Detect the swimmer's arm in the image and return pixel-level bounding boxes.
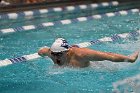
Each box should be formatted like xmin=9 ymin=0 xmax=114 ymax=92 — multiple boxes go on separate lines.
xmin=38 ymin=47 xmax=50 ymax=57
xmin=81 ymin=48 xmax=111 ymax=61
xmin=83 ymin=48 xmax=139 ymax=62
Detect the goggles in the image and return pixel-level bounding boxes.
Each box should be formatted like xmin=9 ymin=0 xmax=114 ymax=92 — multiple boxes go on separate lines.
xmin=51 ymin=52 xmax=63 ymax=57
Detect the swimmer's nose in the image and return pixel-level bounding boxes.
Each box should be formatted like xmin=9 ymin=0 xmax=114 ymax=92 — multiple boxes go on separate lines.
xmin=54 ymin=56 xmax=61 ymax=60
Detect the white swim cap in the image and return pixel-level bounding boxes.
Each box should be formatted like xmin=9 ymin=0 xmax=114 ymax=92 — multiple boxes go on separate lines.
xmin=50 ymin=38 xmax=70 ymax=52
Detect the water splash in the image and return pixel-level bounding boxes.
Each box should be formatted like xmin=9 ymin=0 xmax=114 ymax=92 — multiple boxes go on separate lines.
xmin=90 ymin=61 xmax=133 ymax=72
xmin=112 ymin=74 xmax=140 ymax=93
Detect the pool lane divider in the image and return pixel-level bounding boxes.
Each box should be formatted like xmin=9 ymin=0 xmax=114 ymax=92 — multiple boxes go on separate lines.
xmin=0 ymin=8 xmax=139 ymax=35
xmin=0 ymin=30 xmax=140 ymax=67
xmin=0 ymin=1 xmax=119 ymax=20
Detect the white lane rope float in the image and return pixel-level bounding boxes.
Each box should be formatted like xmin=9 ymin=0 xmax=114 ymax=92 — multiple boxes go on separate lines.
xmin=0 ymin=30 xmax=140 ymax=67
xmin=0 ymin=8 xmax=139 ymax=35
xmin=0 ymin=1 xmax=119 ymax=20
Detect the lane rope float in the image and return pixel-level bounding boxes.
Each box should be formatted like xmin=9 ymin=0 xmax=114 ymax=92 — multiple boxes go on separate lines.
xmin=0 ymin=1 xmax=119 ymax=20
xmin=0 ymin=8 xmax=139 ymax=35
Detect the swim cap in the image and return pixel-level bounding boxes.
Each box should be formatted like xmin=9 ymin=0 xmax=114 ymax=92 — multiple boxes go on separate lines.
xmin=50 ymin=38 xmax=70 ymax=52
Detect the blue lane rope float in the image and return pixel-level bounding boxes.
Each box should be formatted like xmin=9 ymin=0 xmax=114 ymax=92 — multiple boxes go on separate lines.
xmin=0 ymin=1 xmax=119 ymax=20
xmin=0 ymin=30 xmax=140 ymax=67
xmin=0 ymin=8 xmax=139 ymax=35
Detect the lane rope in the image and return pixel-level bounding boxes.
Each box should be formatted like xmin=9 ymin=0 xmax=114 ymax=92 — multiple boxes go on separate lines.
xmin=0 ymin=29 xmax=140 ymax=67
xmin=0 ymin=8 xmax=139 ymax=35
xmin=0 ymin=1 xmax=119 ymax=20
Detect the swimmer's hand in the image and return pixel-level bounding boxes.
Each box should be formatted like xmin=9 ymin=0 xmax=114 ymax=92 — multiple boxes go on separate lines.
xmin=129 ymin=51 xmax=139 ymax=63
xmin=38 ymin=47 xmax=49 ymax=57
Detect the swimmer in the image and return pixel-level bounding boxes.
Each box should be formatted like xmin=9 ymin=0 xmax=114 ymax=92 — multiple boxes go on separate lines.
xmin=38 ymin=38 xmax=139 ymax=68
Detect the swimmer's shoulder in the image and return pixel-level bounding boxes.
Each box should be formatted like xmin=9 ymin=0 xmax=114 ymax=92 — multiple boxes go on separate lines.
xmin=71 ymin=45 xmax=80 ymax=48
xmin=69 ymin=46 xmax=85 ymax=57
xmin=69 ymin=45 xmax=80 ymax=51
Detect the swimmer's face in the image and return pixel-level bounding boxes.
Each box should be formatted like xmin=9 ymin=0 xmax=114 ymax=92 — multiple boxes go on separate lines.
xmin=50 ymin=51 xmax=68 ymax=65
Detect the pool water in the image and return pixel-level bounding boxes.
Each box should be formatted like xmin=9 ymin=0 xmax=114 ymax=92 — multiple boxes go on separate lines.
xmin=0 ymin=5 xmax=140 ymax=93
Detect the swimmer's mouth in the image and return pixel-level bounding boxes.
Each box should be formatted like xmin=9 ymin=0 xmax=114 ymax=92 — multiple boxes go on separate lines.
xmin=56 ymin=59 xmax=62 ymax=65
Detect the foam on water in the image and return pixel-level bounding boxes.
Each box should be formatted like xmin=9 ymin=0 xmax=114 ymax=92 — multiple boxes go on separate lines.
xmin=90 ymin=61 xmax=133 ymax=72
xmin=112 ymin=73 xmax=140 ymax=93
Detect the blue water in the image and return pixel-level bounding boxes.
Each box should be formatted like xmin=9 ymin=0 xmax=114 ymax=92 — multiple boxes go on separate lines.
xmin=0 ymin=6 xmax=140 ymax=93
